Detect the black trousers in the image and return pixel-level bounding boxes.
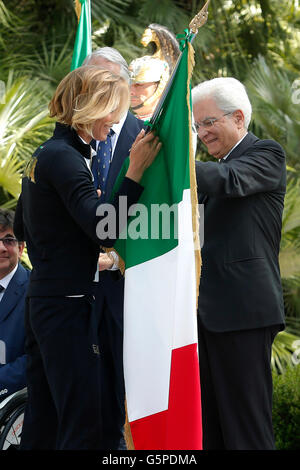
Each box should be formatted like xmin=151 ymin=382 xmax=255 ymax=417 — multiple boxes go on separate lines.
xmin=197 ymin=317 xmax=279 ymax=450
xmin=95 ymin=277 xmax=125 ymax=450
xmin=21 ymin=295 xmax=102 ymax=450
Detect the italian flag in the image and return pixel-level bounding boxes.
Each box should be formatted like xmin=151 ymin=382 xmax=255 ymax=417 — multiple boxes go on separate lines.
xmin=113 ymin=39 xmax=202 ymax=450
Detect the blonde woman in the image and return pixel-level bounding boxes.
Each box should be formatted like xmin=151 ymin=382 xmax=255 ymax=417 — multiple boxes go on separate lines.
xmin=14 ymin=66 xmax=161 ymax=450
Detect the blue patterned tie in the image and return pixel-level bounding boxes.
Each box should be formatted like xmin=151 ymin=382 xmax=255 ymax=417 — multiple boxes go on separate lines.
xmin=91 ymin=129 xmax=114 ymax=198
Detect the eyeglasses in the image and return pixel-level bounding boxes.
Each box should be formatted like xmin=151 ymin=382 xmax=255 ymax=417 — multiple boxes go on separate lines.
xmin=193 ymin=112 xmax=232 ymax=132
xmin=0 ymin=237 xmax=19 ymax=247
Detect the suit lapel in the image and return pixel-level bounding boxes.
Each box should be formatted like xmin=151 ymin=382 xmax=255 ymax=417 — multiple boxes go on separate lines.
xmin=197 ymin=133 xmax=259 ymax=206
xmin=105 ymin=112 xmax=144 ymax=199
xmin=225 ymin=132 xmax=259 ymax=163
xmin=0 ymin=264 xmax=27 ymax=322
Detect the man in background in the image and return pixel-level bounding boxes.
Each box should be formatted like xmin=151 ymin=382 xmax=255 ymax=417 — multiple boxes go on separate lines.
xmin=83 ymin=48 xmax=144 ymax=449
xmin=0 ymin=209 xmax=29 ymax=399
xmin=129 ymin=56 xmax=169 ymax=121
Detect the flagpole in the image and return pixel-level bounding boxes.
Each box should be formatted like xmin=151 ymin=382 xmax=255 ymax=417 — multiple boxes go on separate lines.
xmin=145 ymin=0 xmax=210 ymax=131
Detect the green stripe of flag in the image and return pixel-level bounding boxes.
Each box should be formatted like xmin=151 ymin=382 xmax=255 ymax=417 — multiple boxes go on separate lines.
xmin=71 ymin=0 xmax=92 ymax=71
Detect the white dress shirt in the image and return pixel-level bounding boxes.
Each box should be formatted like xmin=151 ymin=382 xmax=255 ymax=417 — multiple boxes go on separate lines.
xmin=0 ymin=264 xmax=18 ymax=302
xmin=95 ymin=112 xmax=127 ymax=159
xmin=222 ymin=133 xmax=248 ymax=161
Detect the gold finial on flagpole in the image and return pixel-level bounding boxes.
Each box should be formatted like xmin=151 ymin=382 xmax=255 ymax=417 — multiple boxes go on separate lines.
xmin=189 ymin=0 xmax=210 ymax=35
xmin=74 ymin=0 xmax=81 ymax=23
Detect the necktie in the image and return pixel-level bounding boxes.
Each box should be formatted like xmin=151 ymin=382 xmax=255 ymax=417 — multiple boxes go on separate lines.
xmin=0 ymin=285 xmax=4 ymax=293
xmin=91 ymin=129 xmax=114 ymax=198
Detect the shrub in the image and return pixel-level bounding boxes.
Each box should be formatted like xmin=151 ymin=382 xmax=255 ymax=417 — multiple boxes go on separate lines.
xmin=272 ymin=365 xmax=300 ymax=450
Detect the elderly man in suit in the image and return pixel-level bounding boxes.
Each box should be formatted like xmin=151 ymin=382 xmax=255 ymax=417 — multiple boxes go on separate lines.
xmin=83 ymin=48 xmax=145 ymax=449
xmin=0 ymin=209 xmax=29 ymax=399
xmin=192 ymin=77 xmax=286 ymax=450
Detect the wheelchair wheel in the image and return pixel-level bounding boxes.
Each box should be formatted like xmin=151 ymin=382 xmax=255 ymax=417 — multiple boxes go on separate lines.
xmin=0 ymin=389 xmax=27 ymax=451
xmin=0 ymin=402 xmax=25 ymax=450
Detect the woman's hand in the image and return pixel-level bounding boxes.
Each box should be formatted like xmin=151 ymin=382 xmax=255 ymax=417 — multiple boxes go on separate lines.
xmin=125 ymin=129 xmax=162 ymax=183
xmin=98 ymin=252 xmax=114 ymax=271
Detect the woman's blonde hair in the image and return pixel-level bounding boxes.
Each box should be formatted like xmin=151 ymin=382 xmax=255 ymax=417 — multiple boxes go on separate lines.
xmin=49 ymin=65 xmax=130 ymax=136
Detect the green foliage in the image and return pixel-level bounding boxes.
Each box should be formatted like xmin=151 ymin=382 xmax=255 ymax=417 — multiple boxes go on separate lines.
xmin=283 ymin=278 xmax=300 ymax=323
xmin=0 ymin=71 xmax=54 ymax=207
xmin=3 ymin=36 xmax=74 ymax=92
xmin=272 ymin=365 xmax=300 ymax=450
xmin=92 ymin=0 xmax=132 ymax=23
xmin=136 ymin=0 xmax=190 ymax=34
xmin=280 ymin=178 xmax=300 ymax=282
xmin=272 ymin=331 xmax=300 ymax=373
xmin=245 ymin=57 xmax=300 ymax=360
xmin=246 ymin=56 xmax=300 ymax=169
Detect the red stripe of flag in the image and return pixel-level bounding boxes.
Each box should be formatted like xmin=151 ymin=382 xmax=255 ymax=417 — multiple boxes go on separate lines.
xmin=130 ymin=343 xmax=202 ymax=450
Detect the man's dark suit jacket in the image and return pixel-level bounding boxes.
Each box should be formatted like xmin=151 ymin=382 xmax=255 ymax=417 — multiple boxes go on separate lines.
xmin=195 ymin=132 xmax=286 ymax=332
xmin=0 ymin=263 xmax=30 ymax=397
xmin=105 ymin=112 xmax=145 ymax=202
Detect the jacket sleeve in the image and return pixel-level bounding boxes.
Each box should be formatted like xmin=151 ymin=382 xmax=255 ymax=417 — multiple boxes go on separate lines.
xmin=0 ymin=355 xmax=27 ymax=396
xmin=195 ymin=140 xmax=286 ymax=198
xmin=39 ymin=146 xmax=144 ymax=247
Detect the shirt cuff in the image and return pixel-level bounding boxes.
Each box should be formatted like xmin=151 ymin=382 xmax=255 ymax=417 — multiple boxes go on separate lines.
xmin=108 ymin=251 xmax=120 ymax=271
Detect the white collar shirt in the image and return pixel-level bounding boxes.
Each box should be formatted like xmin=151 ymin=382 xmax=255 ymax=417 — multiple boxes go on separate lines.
xmin=222 ymin=132 xmax=248 ymax=161
xmin=94 ymin=112 xmax=127 ymax=158
xmin=0 ymin=264 xmax=18 ymax=302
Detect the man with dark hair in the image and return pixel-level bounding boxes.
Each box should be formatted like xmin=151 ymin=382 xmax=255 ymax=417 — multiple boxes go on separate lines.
xmin=0 ymin=209 xmax=29 ymax=399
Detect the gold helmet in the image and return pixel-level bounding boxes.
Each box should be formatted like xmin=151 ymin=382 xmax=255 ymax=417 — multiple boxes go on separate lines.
xmin=129 ymin=24 xmax=180 ymax=115
xmin=129 ymin=56 xmax=169 ymax=110
xmin=141 ymin=23 xmax=180 ymax=71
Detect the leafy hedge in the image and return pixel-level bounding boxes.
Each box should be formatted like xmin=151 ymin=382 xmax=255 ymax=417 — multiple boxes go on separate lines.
xmin=273 ymin=365 xmax=300 ymax=450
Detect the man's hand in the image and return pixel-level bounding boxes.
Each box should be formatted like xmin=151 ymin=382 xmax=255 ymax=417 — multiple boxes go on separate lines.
xmin=126 ymin=129 xmax=162 ymax=183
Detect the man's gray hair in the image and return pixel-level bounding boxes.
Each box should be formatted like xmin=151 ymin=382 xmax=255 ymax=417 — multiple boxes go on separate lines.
xmin=83 ymin=47 xmax=130 ymax=83
xmin=192 ymin=77 xmax=252 ymax=129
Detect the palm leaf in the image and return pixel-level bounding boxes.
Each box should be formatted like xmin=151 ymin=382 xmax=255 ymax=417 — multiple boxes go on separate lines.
xmin=246 ymin=56 xmax=300 ymax=168
xmin=272 ymin=330 xmax=300 ymax=373
xmin=281 ymin=177 xmax=300 ymax=234
xmin=92 ymin=0 xmax=131 ymax=23
xmin=1 ymin=72 xmax=47 ymax=140
xmin=279 ymin=177 xmax=300 ymax=279
xmin=0 ymin=197 xmax=18 ymax=210
xmin=0 ymin=71 xmax=53 ymax=162
xmin=282 ymin=275 xmax=300 ymax=320
xmin=0 ymin=149 xmax=22 ymax=198
xmin=0 ymin=0 xmax=10 ymax=27
xmin=29 ymin=36 xmax=74 ymax=87
xmin=137 ymin=0 xmax=189 ymax=33
xmin=21 ymin=247 xmax=32 ymax=270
